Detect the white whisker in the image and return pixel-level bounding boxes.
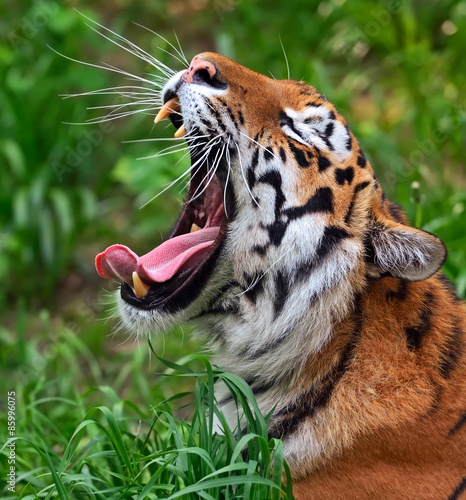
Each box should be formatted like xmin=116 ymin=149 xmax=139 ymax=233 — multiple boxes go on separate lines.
xmin=223 ymin=136 xmax=232 ymax=219
xmin=280 ymin=36 xmax=291 ymax=80
xmin=138 ymin=133 xmax=220 ymax=209
xmin=190 ymin=143 xmax=225 ymax=202
xmin=123 ymin=133 xmax=211 ymax=144
xmin=173 ymin=30 xmax=189 ymax=66
xmin=235 ymin=142 xmax=261 ymax=208
xmin=77 ymin=11 xmax=176 ymax=77
xmin=239 ymin=130 xmax=279 ymax=159
xmin=132 ymin=23 xmax=189 ymax=68
xmin=236 ymin=247 xmax=294 ymax=297
xmin=62 ymin=85 xmax=161 ymax=99
xmin=48 ymin=45 xmax=164 ymax=89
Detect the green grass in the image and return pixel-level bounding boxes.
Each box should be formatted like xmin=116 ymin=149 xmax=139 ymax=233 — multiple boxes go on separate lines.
xmin=1 ymin=1 xmax=465 ymax=498
xmin=1 ymin=316 xmax=293 ymax=499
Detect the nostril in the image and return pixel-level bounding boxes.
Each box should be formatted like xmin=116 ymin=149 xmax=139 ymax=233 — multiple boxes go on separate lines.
xmin=192 ymin=67 xmax=216 ymax=86
xmin=183 ymin=58 xmax=227 ymax=89
xmin=192 ymin=66 xmax=226 ymax=89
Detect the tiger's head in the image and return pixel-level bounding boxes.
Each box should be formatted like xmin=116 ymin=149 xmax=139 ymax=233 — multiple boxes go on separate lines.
xmin=96 ymin=52 xmax=446 ymax=366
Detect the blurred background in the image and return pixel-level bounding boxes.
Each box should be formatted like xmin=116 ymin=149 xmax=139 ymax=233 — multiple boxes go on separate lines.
xmin=0 ymin=0 xmax=465 ymax=485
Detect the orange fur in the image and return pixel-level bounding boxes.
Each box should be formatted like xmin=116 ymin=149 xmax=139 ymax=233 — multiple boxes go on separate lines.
xmin=293 ymin=276 xmax=466 ymax=499
xmin=115 ymin=52 xmax=466 ymax=498
xmin=189 ymin=53 xmax=466 ymax=498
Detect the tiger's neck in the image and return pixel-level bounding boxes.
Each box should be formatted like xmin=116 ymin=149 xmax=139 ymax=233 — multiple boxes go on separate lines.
xmin=197 ymin=273 xmax=466 ymax=474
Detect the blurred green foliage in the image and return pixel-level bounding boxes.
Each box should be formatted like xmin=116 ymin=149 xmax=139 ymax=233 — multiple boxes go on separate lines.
xmin=1 ymin=0 xmax=465 ymax=315
xmin=1 ymin=0 xmax=465 ymax=497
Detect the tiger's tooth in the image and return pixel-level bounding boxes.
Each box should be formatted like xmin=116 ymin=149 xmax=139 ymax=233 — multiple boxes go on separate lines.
xmin=190 ymin=223 xmax=202 ymax=232
xmin=174 ymin=123 xmax=187 ymax=138
xmin=154 ymin=97 xmax=180 ymax=124
xmin=132 ymin=271 xmax=150 ymax=299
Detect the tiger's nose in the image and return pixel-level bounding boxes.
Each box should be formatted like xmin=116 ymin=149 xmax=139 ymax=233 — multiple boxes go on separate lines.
xmin=182 ymin=56 xmax=225 ymax=89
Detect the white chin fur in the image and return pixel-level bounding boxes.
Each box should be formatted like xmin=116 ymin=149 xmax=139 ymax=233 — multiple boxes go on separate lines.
xmin=116 ymin=291 xmax=185 ymax=337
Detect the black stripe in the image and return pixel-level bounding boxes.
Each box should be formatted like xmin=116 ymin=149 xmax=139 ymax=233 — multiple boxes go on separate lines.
xmin=252 ymin=244 xmax=267 ymax=256
xmin=257 ymin=170 xmax=285 ymax=220
xmin=295 ymin=226 xmax=352 ymax=283
xmin=266 ymin=221 xmax=288 ymax=246
xmin=328 ymin=110 xmax=336 ymax=120
xmin=195 ymin=280 xmax=241 ymax=317
xmin=386 ymin=279 xmax=409 ymax=302
xmin=439 ymin=322 xmax=464 ymax=379
xmin=324 ymin=121 xmax=334 ymax=137
xmin=280 ymin=112 xmax=305 ymax=142
xmin=209 ymin=325 xmax=227 ymax=344
xmin=316 ymin=226 xmax=352 ymax=260
xmin=335 ymin=167 xmax=354 ymax=186
xmin=357 ymin=152 xmax=367 ymax=168
xmin=210 ymin=106 xmax=227 ymax=132
xmin=317 ymin=132 xmax=334 ymax=151
xmin=285 ymin=187 xmax=334 ymax=220
xmin=237 ymin=110 xmax=244 ymax=126
xmin=253 ymin=129 xmax=264 ymax=143
xmin=438 ymin=273 xmax=462 ymax=302
xmin=247 ymin=167 xmax=256 ymax=190
xmin=299 ymin=88 xmax=313 ymax=96
xmin=245 ymin=333 xmax=289 ymax=360
xmin=273 ymin=270 xmax=291 ymax=320
xmin=448 ymin=412 xmax=466 ymax=437
xmin=405 ymin=292 xmax=434 ymax=351
xmin=200 ymin=117 xmax=213 ymax=129
xmin=388 ymin=202 xmax=408 ymax=223
xmin=250 ymin=148 xmax=260 ymax=173
xmin=288 ymin=141 xmax=311 ymax=168
xmin=269 ymin=295 xmax=364 ymax=439
xmin=447 ymin=477 xmax=466 ymax=500
xmin=217 ymin=98 xmax=239 ymax=129
xmin=344 ymin=180 xmax=371 ymax=225
xmin=279 ymin=146 xmax=287 ymax=163
xmin=263 ymin=147 xmax=274 ymax=162
xmin=317 ymin=155 xmax=331 ymax=172
xmin=345 ymin=125 xmax=352 ymax=150
xmin=242 ymin=272 xmax=265 ymax=305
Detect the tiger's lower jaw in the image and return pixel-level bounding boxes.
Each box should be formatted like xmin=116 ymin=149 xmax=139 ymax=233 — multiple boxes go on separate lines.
xmin=115 ymin=260 xmax=234 ymax=336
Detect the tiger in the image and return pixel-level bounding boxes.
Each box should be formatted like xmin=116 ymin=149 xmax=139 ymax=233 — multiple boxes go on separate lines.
xmin=95 ymin=52 xmax=466 ymax=499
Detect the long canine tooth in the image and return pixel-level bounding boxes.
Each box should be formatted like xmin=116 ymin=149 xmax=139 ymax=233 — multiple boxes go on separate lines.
xmin=174 ymin=123 xmax=187 ymax=138
xmin=190 ymin=223 xmax=202 ymax=232
xmin=132 ymin=271 xmax=150 ymax=299
xmin=154 ymin=97 xmax=180 ymax=124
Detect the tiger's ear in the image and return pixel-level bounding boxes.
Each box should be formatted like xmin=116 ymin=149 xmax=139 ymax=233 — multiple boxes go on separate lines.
xmin=365 ymin=216 xmax=447 ymax=282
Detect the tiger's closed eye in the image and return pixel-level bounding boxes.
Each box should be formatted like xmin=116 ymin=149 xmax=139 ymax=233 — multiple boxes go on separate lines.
xmin=303 ymin=116 xmax=323 ymax=124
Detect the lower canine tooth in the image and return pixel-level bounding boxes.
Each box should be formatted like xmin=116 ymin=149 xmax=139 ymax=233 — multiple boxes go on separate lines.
xmin=132 ymin=271 xmax=150 ymax=298
xmin=190 ymin=223 xmax=202 ymax=232
xmin=174 ymin=124 xmax=187 ymax=138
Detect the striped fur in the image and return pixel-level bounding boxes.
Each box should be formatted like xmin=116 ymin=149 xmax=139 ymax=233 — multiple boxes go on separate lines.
xmin=118 ymin=53 xmax=466 ymax=499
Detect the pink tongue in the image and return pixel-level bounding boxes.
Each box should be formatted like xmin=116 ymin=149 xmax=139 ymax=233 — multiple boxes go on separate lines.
xmin=95 ymin=226 xmax=220 ymax=284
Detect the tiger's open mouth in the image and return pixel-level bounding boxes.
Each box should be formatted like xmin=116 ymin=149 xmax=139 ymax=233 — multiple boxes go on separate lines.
xmin=95 ymin=95 xmax=231 ymax=311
